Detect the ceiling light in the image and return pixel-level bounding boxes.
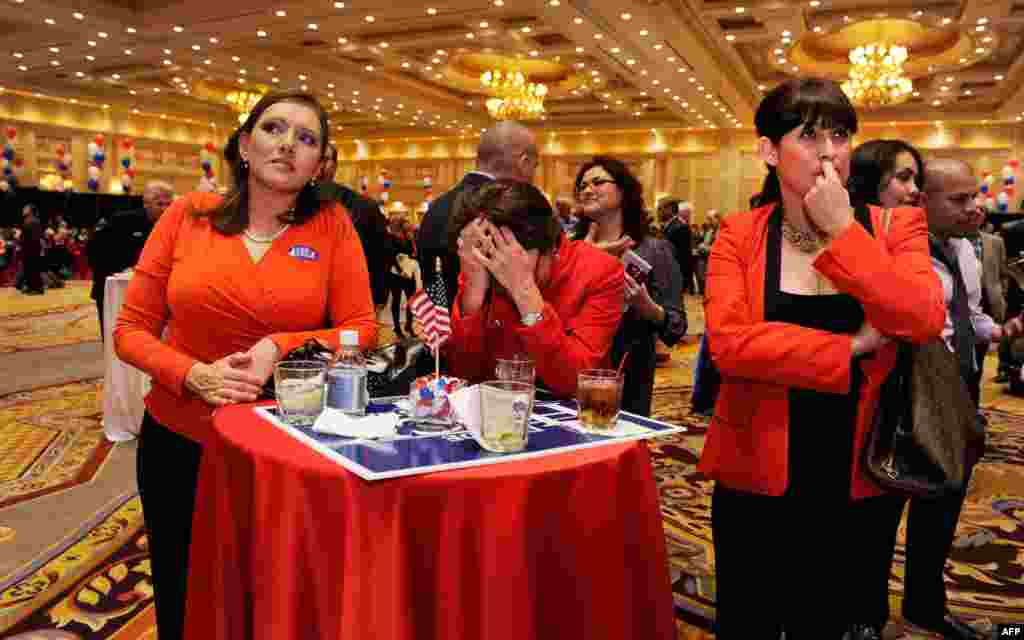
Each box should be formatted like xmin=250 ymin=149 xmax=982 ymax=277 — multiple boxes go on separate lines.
xmin=17 ymin=65 xmax=26 ymax=71
xmin=782 ymin=37 xmax=791 ymax=44
xmin=574 ymin=17 xmax=583 ymax=24
xmin=611 ymin=47 xmax=620 ymax=53
xmin=479 ymin=21 xmax=489 ymax=28
xmin=98 ymin=31 xmax=108 ymax=38
xmin=427 ymin=7 xmax=437 ymax=15
xmin=594 ymin=33 xmax=603 ymax=39
xmin=809 ymin=0 xmax=820 ymax=6
xmin=112 ymin=73 xmax=120 ymax=79
xmin=942 ymin=18 xmax=952 ymax=25
xmin=366 ymin=65 xmax=374 ymax=71
xmin=86 ymin=55 xmax=95 ymax=61
xmin=736 ymin=7 xmax=745 ymax=13
xmin=50 ymin=60 xmax=59 ymax=66
xmin=204 ymin=59 xmax=212 ymax=64
xmin=976 ymin=26 xmax=985 ymax=32
xmin=932 ymin=100 xmax=940 ymax=105
xmin=49 ymin=47 xmax=59 ymax=53
xmin=210 ymin=37 xmax=219 ymax=44
xmin=813 ymin=26 xmax=822 ymax=33
xmin=88 ymin=41 xmax=96 ymax=46
xmin=125 ymin=49 xmax=133 ymax=55
xmin=549 ymin=0 xmax=560 ymax=5
xmin=335 ymin=1 xmax=345 ymax=7
xmin=976 ymin=48 xmax=985 ymax=53
xmin=163 ymin=59 xmax=171 ymax=65
xmin=654 ymin=43 xmax=663 ymax=49
xmin=74 ymin=12 xmax=85 ymax=19
xmin=257 ymin=30 xmax=267 ymax=37
xmin=639 ymin=29 xmax=649 ymax=36
xmin=232 ymin=56 xmax=241 ymax=62
xmin=364 ymin=15 xmax=374 ymax=22
xmin=45 ymin=18 xmax=55 ymax=25
xmin=726 ymin=35 xmax=736 ymax=41
xmin=338 ymin=37 xmax=348 ymax=44
xmin=977 ymin=17 xmax=988 ymax=24
xmin=173 ymin=25 xmax=184 ymax=32
xmin=401 ymin=61 xmax=411 ymax=68
xmin=530 ymin=50 xmax=539 ymax=56
xmin=130 ymin=89 xmax=137 ymax=94
xmin=276 ymin=10 xmax=286 ymax=16
xmin=782 ymin=30 xmax=791 ymax=36
xmin=466 ymin=33 xmax=475 ymax=39
xmin=995 ymin=74 xmax=1004 ymax=80
xmin=308 ymin=23 xmax=319 ymax=29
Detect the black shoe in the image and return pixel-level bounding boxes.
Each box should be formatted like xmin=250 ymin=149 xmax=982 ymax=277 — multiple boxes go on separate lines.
xmin=903 ymin=609 xmax=985 ymax=640
xmin=23 ymin=289 xmax=44 ymax=296
xmin=847 ymin=623 xmax=882 ymax=640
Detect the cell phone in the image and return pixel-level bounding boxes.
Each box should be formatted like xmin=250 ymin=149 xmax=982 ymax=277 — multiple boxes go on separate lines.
xmin=622 ymin=249 xmax=652 ymax=287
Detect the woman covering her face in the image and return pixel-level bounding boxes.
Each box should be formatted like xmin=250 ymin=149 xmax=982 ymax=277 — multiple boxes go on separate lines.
xmin=700 ymin=78 xmax=945 ymax=639
xmin=113 ymin=90 xmax=377 ymax=639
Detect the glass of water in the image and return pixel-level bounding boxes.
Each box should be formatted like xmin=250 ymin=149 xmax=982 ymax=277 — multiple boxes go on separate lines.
xmin=495 ymin=355 xmax=536 ymax=384
xmin=274 ymin=360 xmax=326 ymax=427
xmin=478 ymin=380 xmax=534 ymax=453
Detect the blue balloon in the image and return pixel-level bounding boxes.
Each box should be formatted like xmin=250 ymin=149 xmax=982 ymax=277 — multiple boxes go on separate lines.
xmin=121 ymin=157 xmax=131 ymax=169
xmin=2 ymin=146 xmax=13 ymax=161
xmin=980 ymin=184 xmax=989 ymax=194
xmin=2 ymin=167 xmax=11 ymax=176
xmin=1006 ymin=176 xmax=1016 ymax=186
xmin=201 ymin=160 xmax=212 ymax=170
xmin=95 ymin=151 xmax=105 ymax=162
xmin=87 ymin=177 xmax=99 ymax=191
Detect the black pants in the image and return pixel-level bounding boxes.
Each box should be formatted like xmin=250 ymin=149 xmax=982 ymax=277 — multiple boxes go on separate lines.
xmin=711 ymin=485 xmax=851 ymax=639
xmin=970 ymin=343 xmax=988 ymax=407
xmin=388 ymin=272 xmax=415 ymax=335
xmin=902 ymin=465 xmax=976 ymax=621
xmin=848 ymin=494 xmax=907 ymax=629
xmin=21 ymin=256 xmax=44 ymax=293
xmin=137 ymin=413 xmax=202 ymax=640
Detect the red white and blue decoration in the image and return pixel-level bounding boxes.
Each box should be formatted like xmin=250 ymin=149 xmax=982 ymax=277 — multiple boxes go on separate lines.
xmin=199 ymin=141 xmax=217 ymax=191
xmin=86 ymin=134 xmax=106 ymax=192
xmin=119 ymin=138 xmax=136 ymax=193
xmin=54 ymin=142 xmax=72 ymax=188
xmin=1 ymin=126 xmax=22 ymax=193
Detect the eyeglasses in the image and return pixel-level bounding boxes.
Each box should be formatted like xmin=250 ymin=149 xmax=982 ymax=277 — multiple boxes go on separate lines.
xmin=576 ymin=177 xmax=616 ymax=193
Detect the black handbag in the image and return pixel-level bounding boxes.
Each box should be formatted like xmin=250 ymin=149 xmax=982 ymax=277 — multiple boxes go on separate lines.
xmin=862 ymin=209 xmax=986 ymax=496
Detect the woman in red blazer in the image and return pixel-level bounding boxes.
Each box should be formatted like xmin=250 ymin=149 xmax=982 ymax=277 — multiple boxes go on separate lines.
xmin=699 ymin=79 xmax=945 ymax=639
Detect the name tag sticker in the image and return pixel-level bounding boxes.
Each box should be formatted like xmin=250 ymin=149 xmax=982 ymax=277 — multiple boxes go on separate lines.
xmin=289 ymin=245 xmax=319 ymax=261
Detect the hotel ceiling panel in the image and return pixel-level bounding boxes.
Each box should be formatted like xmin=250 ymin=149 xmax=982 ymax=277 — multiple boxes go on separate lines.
xmin=0 ymin=0 xmax=1019 ymax=141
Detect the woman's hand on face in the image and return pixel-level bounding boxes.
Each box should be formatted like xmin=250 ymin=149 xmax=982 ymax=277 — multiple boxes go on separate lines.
xmin=584 ymin=223 xmax=636 ymax=258
xmin=473 ymin=225 xmax=537 ymax=291
xmin=185 ymin=353 xmax=264 ymax=407
xmin=803 ymin=159 xmax=854 ymax=238
xmin=456 ymin=218 xmax=493 ymax=292
xmin=851 ymin=321 xmax=890 ymax=357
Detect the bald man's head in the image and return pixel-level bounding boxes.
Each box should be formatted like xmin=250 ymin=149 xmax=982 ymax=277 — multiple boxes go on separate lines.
xmin=477 ymin=121 xmax=538 ymax=183
xmin=143 ymin=181 xmax=174 ymax=222
xmin=923 ymin=158 xmax=982 ymax=240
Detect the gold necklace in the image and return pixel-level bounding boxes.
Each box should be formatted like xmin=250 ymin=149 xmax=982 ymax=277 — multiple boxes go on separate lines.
xmin=780 ymin=219 xmax=824 ymax=253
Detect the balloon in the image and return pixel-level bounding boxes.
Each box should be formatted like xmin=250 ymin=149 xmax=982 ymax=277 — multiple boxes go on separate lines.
xmin=13 ymin=158 xmax=22 ymax=168
xmin=87 ymin=142 xmax=97 ymax=156
xmin=2 ymin=166 xmax=11 ymax=176
xmin=205 ymin=168 xmax=213 ymax=178
xmin=980 ymin=183 xmax=989 ymax=194
xmin=127 ymin=168 xmax=136 ymax=178
xmin=205 ymin=142 xmax=216 ymax=153
xmin=87 ymin=166 xmax=100 ymax=179
xmin=121 ymin=157 xmax=131 ymax=169
xmin=56 ymin=143 xmax=65 ymax=155
xmin=1002 ymin=166 xmax=1014 ymax=179
xmin=1007 ymin=175 xmax=1016 ymax=186
xmin=122 ymin=139 xmax=133 ymax=149
xmin=87 ymin=177 xmax=99 ymax=191
xmin=201 ymin=159 xmax=212 ymax=171
xmin=94 ymin=151 xmax=105 ymax=164
xmin=1006 ymin=185 xmax=1016 ymax=196
xmin=2 ymin=145 xmax=13 ymax=161
xmin=1011 ymin=160 xmax=1021 ymax=170
xmin=56 ymin=162 xmax=67 ymax=173
xmin=5 ymin=127 xmax=15 ymax=140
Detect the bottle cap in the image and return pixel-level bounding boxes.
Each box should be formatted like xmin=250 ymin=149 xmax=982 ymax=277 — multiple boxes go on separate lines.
xmin=339 ymin=329 xmax=359 ymax=347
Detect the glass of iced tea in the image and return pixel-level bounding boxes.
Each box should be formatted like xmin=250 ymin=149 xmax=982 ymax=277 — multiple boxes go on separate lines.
xmin=274 ymin=360 xmax=326 ymax=427
xmin=478 ymin=380 xmax=534 ymax=453
xmin=576 ymin=369 xmax=623 ymax=432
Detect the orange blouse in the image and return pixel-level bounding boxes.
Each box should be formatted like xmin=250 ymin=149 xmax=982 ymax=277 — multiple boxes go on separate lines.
xmin=113 ymin=192 xmax=378 ymax=445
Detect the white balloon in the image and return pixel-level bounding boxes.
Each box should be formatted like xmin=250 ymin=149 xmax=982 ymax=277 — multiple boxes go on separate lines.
xmin=88 ymin=166 xmax=100 ymax=179
xmin=87 ymin=142 xmax=98 ymax=156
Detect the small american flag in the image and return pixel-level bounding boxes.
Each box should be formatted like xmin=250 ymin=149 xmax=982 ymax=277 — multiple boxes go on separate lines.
xmin=409 ymin=273 xmax=451 ymax=350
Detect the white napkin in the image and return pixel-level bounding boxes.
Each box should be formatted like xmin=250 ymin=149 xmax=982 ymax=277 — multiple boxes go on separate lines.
xmin=312 ymin=408 xmax=398 ymax=439
xmin=447 ymin=384 xmax=482 ymax=439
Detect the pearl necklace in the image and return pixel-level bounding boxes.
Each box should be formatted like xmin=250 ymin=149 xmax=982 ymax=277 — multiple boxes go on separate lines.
xmin=243 ymin=224 xmax=291 ymax=244
xmin=780 ymin=219 xmax=825 ymax=253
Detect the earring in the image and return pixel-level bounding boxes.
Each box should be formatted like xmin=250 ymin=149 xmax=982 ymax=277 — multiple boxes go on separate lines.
xmin=308 ymin=178 xmax=318 ymax=188
xmin=240 ymin=159 xmax=249 ymax=170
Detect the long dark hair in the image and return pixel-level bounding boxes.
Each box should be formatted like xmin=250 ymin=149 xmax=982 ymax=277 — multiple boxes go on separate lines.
xmin=193 ymin=90 xmax=329 ymax=235
xmin=448 ymin=180 xmax=562 ymax=254
xmin=755 ymin=78 xmax=858 ymax=207
xmin=848 ymin=139 xmax=925 ymax=208
xmin=571 ymin=155 xmax=649 ymax=243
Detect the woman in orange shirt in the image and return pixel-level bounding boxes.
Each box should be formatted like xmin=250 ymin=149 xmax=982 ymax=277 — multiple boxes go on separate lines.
xmin=700 ymin=79 xmax=944 ymax=639
xmin=114 ymin=91 xmax=377 ymax=640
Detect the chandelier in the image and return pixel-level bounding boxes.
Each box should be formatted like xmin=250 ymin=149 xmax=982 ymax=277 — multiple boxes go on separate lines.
xmin=840 ymin=43 xmax=913 ymax=108
xmin=480 ymin=68 xmax=547 ymax=120
xmin=225 ymin=89 xmax=265 ymax=124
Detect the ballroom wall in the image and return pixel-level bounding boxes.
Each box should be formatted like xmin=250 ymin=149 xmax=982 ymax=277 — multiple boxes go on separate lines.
xmin=0 ymin=92 xmax=230 ymax=197
xmin=336 ymin=123 xmax=1024 ymax=224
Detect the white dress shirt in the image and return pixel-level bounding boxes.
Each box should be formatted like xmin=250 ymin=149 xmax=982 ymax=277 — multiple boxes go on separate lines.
xmin=931 ymin=237 xmax=997 ymax=360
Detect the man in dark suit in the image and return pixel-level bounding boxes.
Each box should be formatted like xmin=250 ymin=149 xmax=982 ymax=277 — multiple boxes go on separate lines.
xmin=661 ymin=199 xmax=695 ymax=295
xmin=317 ymin=143 xmax=392 ymax=309
xmin=87 ymin=181 xmax=173 ymax=339
xmin=416 ymin=121 xmax=539 ymax=309
xmin=19 ymin=204 xmax=45 ymax=295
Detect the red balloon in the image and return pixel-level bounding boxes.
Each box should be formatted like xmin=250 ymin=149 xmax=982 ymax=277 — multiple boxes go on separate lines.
xmin=1011 ymin=160 xmax=1021 ymax=169
xmin=5 ymin=127 xmax=15 ymax=140
xmin=14 ymin=158 xmax=23 ymax=167
xmin=205 ymin=142 xmax=216 ymax=153
xmin=127 ymin=168 xmax=136 ymax=178
xmin=95 ymin=135 xmax=104 ymax=146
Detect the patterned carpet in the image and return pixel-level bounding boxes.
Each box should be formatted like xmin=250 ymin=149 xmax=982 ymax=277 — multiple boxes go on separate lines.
xmin=0 ymin=283 xmax=100 ymax=354
xmin=0 ymin=293 xmax=1021 ymax=639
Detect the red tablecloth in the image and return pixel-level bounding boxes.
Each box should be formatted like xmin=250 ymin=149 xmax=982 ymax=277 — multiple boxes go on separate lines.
xmin=183 ymin=403 xmax=676 ymax=640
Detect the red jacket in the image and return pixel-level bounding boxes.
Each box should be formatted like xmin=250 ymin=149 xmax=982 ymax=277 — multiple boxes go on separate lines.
xmin=698 ymin=204 xmax=946 ymax=499
xmin=446 ymin=238 xmax=624 ymax=397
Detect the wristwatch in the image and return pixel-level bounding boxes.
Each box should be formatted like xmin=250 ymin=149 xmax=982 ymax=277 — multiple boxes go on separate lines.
xmin=521 ymin=311 xmax=544 ymax=327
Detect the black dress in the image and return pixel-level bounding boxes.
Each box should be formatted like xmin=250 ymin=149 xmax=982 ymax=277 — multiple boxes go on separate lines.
xmin=711 ymin=211 xmax=865 ymax=640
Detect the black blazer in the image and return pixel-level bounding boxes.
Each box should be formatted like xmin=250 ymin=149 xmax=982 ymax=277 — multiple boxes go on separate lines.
xmin=318 ymin=182 xmax=392 ymax=306
xmin=415 ymin=172 xmax=493 ymax=308
xmin=86 ymin=208 xmax=154 ymax=300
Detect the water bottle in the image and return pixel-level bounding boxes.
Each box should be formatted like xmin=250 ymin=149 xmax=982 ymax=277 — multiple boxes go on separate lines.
xmin=326 ymin=330 xmax=368 ymax=416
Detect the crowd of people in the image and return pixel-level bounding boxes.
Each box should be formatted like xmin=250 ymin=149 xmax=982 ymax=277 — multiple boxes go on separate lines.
xmin=0 ymin=79 xmax=1010 ymax=640
xmin=0 ymin=208 xmax=94 ymax=291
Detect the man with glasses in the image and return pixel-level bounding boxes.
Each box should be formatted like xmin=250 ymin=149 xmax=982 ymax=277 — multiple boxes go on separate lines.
xmin=416 ymin=121 xmax=538 ymax=309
